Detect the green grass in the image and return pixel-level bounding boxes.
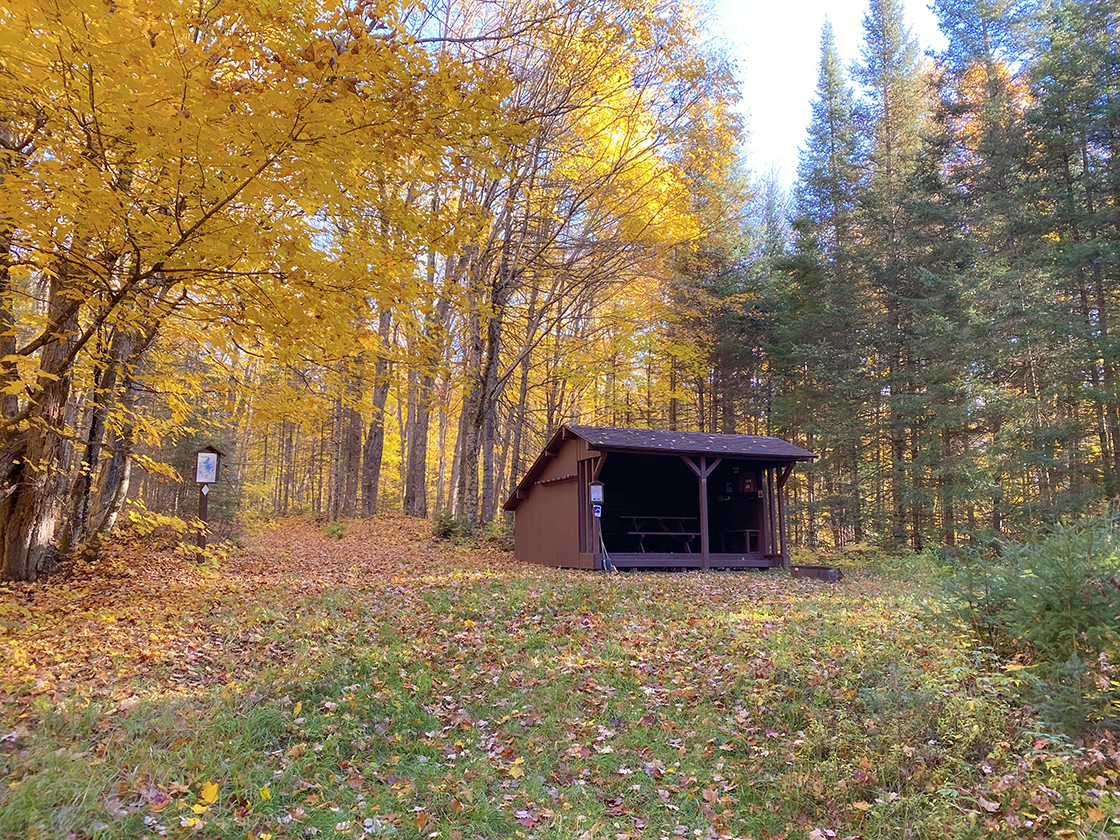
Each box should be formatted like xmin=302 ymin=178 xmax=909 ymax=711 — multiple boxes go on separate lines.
xmin=0 ymin=517 xmax=1117 ymax=839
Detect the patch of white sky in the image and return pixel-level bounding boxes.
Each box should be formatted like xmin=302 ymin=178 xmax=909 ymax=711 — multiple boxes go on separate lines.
xmin=709 ymin=0 xmax=948 ymax=191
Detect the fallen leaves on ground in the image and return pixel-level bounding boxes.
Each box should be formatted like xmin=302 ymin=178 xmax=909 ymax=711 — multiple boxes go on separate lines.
xmin=0 ymin=515 xmax=1117 ymax=840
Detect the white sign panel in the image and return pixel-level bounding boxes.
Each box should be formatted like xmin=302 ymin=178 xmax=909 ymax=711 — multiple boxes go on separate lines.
xmin=196 ymin=452 xmax=218 ymax=484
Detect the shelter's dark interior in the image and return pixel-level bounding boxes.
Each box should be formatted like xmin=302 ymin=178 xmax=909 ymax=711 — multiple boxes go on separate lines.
xmin=597 ymin=453 xmax=763 ymax=555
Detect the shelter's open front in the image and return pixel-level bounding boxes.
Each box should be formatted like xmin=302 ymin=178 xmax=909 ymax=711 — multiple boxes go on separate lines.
xmin=504 ymin=426 xmax=816 ymax=571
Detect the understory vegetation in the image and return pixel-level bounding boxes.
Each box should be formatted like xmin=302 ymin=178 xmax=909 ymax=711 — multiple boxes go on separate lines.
xmin=939 ymin=513 xmax=1120 ymax=734
xmin=1 ymin=517 xmax=1117 ymax=840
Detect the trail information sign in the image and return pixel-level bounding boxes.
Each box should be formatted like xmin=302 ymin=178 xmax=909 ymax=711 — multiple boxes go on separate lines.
xmin=193 ymin=446 xmax=224 ymax=552
xmin=196 ymin=451 xmax=219 ymax=484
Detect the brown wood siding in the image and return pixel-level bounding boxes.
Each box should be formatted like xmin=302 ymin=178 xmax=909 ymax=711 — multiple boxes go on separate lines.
xmin=513 ymin=439 xmax=582 ymax=568
xmin=537 ymin=438 xmax=579 ymax=482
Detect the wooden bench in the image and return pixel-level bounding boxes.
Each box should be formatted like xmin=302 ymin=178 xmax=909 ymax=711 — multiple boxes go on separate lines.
xmin=716 ymin=529 xmax=761 ymax=553
xmin=622 ymin=515 xmax=701 ymax=553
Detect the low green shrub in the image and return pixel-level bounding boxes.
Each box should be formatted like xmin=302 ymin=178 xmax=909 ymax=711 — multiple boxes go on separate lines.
xmin=320 ymin=520 xmax=345 ymax=539
xmin=432 ymin=510 xmax=473 ymax=542
xmin=478 ymin=518 xmax=514 ymax=551
xmin=939 ymin=513 xmax=1120 ymax=731
xmin=432 ymin=512 xmax=514 ymax=550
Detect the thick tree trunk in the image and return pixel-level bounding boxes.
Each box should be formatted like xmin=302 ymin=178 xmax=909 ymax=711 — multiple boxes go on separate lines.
xmin=61 ymin=329 xmax=138 ymax=552
xmin=328 ymin=396 xmax=343 ymax=519
xmin=280 ymin=420 xmax=295 ymax=515
xmin=447 ymin=401 xmax=466 ymax=516
xmin=404 ymin=285 xmax=453 ymax=518
xmin=456 ymin=387 xmax=482 ymax=525
xmin=479 ymin=295 xmax=505 ymax=523
xmin=361 ymin=311 xmax=393 ymax=516
xmin=0 ymin=225 xmax=16 ymax=421
xmin=495 ymin=403 xmax=513 ymax=516
xmin=327 ymin=356 xmax=363 ymax=520
xmin=329 ymin=401 xmax=362 ymax=519
xmin=508 ymin=354 xmax=531 ymax=492
xmin=1 ymin=263 xmax=79 ymax=580
xmin=887 ymin=300 xmax=908 ymax=546
xmin=361 ymin=373 xmax=392 ymax=517
xmin=92 ymin=374 xmax=141 ymax=539
xmin=480 ymin=389 xmax=497 ymax=523
xmin=455 ymin=303 xmax=484 ymax=524
xmin=403 ymin=371 xmax=433 ymax=518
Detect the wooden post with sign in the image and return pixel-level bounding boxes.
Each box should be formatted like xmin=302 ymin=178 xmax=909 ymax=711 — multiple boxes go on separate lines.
xmin=194 ymin=446 xmax=223 ymax=552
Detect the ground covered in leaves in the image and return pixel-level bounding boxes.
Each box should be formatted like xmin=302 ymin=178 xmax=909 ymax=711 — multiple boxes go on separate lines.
xmin=1 ymin=516 xmax=1118 ymax=840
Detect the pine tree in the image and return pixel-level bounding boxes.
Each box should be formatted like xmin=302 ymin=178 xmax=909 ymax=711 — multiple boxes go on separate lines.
xmin=796 ymin=20 xmax=862 ymax=260
xmin=772 ymin=22 xmax=870 ymax=547
xmin=927 ymin=0 xmax=1048 ymax=536
xmin=1021 ymin=0 xmax=1120 ymax=509
xmin=856 ymin=0 xmax=929 ymax=545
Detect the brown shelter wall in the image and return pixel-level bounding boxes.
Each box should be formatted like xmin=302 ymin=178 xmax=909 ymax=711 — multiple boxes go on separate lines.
xmin=538 ymin=441 xmax=579 ymax=482
xmin=513 ymin=439 xmax=584 ymax=568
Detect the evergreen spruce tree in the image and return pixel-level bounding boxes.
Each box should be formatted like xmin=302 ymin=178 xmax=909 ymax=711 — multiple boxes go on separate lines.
xmin=1020 ymin=0 xmax=1120 ymax=510
xmin=855 ymin=0 xmax=928 ymax=545
xmin=772 ymin=22 xmax=869 ymax=547
xmin=906 ymin=0 xmax=1036 ymax=540
xmin=796 ymin=20 xmax=862 ymax=260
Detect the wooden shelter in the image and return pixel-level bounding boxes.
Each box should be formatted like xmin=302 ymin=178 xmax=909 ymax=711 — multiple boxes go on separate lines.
xmin=503 ymin=426 xmax=816 ymax=571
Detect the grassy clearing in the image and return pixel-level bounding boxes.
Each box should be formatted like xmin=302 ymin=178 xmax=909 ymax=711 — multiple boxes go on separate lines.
xmin=0 ymin=517 xmax=1117 ymax=839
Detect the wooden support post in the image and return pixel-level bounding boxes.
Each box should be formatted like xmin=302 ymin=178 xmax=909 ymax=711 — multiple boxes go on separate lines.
xmin=778 ymin=491 xmax=787 ymax=566
xmin=759 ymin=468 xmax=770 ymax=558
xmin=197 ymin=484 xmax=209 ymax=552
xmin=578 ymin=460 xmax=589 ymax=555
xmin=766 ymin=470 xmax=775 ymax=562
xmin=193 ymin=446 xmax=221 ymax=556
xmin=699 ymin=457 xmax=709 ymax=571
xmin=593 ymin=511 xmax=602 ymax=570
xmin=681 ymin=455 xmax=721 ymax=571
xmin=776 ymin=464 xmax=793 ymax=569
xmin=771 ymin=469 xmax=780 ymax=558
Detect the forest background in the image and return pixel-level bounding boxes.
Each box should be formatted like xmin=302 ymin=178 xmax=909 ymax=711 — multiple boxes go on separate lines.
xmin=2 ymin=0 xmax=1119 ymax=581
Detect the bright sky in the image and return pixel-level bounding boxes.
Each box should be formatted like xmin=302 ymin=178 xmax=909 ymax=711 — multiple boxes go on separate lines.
xmin=712 ymin=0 xmax=948 ymax=188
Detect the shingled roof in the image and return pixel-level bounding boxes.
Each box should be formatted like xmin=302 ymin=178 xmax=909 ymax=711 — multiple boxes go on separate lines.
xmin=566 ymin=425 xmax=816 ymax=459
xmin=504 ymin=425 xmax=816 ymax=510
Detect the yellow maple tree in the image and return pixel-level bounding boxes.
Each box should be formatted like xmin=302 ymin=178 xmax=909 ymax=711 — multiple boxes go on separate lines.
xmin=0 ymin=0 xmax=514 ymax=579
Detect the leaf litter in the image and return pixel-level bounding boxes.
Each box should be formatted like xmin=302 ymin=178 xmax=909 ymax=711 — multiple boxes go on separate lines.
xmin=0 ymin=515 xmax=1117 ymax=839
